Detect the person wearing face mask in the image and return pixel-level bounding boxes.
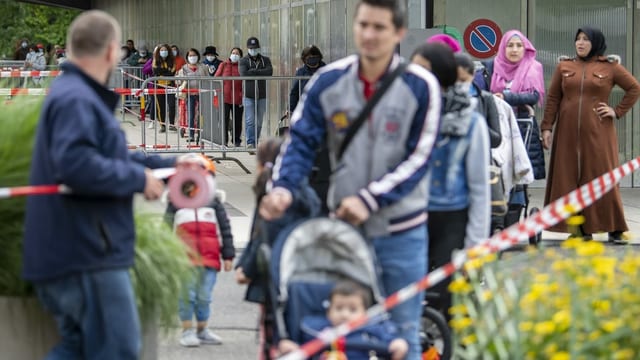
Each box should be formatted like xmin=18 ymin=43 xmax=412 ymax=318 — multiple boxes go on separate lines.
xmin=286 ymin=45 xmax=329 ymax=213
xmin=238 ymin=36 xmax=273 ymax=150
xmin=215 ymin=47 xmax=245 ymax=147
xmin=202 ymin=46 xmax=222 ymax=76
xmin=152 ymin=43 xmax=177 ymax=133
xmin=14 ymin=38 xmax=30 ymax=61
xmin=176 ymin=48 xmax=208 ymax=142
xmin=128 ymin=44 xmax=151 ymax=66
xmin=171 ymin=45 xmax=186 ymax=72
xmin=289 ymin=45 xmax=326 ymax=113
xmin=541 ymin=26 xmax=640 ymax=244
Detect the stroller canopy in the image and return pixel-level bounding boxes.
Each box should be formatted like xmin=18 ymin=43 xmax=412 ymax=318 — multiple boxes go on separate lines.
xmin=272 ymin=218 xmax=382 ymax=304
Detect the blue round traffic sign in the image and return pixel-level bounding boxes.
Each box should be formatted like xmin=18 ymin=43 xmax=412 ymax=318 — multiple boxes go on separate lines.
xmin=463 ymin=19 xmax=502 ymax=58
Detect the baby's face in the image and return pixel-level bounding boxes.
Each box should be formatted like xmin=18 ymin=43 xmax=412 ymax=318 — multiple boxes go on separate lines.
xmin=327 ymin=294 xmax=367 ymax=325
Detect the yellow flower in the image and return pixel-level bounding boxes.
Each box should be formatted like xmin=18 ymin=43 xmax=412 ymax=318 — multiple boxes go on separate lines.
xmin=566 ymin=215 xmax=585 ymax=226
xmin=561 ymin=238 xmax=583 ymax=249
xmin=544 ymin=343 xmax=558 ymax=355
xmin=576 ymin=275 xmax=599 ymax=288
xmin=463 ymin=257 xmax=484 ymax=272
xmin=479 ymin=289 xmax=493 ymax=302
xmin=612 ymin=349 xmax=635 ymax=360
xmin=519 ymin=321 xmax=534 ymax=332
xmin=575 ymin=241 xmax=605 ymax=257
xmin=592 ymin=256 xmax=616 ymax=277
xmin=534 ymin=321 xmax=555 ymax=336
xmin=449 ymin=317 xmax=472 ymax=331
xmin=447 ymin=304 xmax=468 ymax=316
xmin=552 ymin=310 xmax=571 ymax=330
xmin=602 ymin=319 xmax=623 ymax=333
xmin=448 ymin=277 xmax=472 ymax=294
xmin=461 ymin=334 xmax=477 ymax=345
xmin=619 ymin=258 xmax=639 ymax=276
xmin=563 ymin=204 xmax=578 ymax=214
xmin=550 ymin=352 xmax=570 ymax=360
xmin=588 ymin=330 xmax=601 ymax=341
xmin=592 ymin=299 xmax=611 ymax=316
xmin=533 ymin=273 xmax=550 ymax=283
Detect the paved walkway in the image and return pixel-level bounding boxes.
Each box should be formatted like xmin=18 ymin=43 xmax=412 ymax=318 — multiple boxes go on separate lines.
xmin=120 ymin=115 xmax=640 ymax=359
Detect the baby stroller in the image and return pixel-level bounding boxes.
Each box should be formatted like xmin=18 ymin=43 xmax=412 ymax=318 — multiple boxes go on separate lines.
xmin=504 ymin=105 xmax=542 ymax=246
xmin=257 ymin=217 xmax=451 ymax=359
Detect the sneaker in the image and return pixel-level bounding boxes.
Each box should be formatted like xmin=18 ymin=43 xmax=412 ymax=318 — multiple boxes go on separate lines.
xmin=179 ymin=328 xmax=201 ymax=347
xmin=169 ymin=125 xmax=178 ymax=132
xmin=197 ymin=328 xmax=222 ymax=345
xmin=247 ymin=144 xmax=256 ymax=155
xmin=159 ymin=125 xmax=166 ymax=133
xmin=147 ymin=121 xmax=154 ymax=129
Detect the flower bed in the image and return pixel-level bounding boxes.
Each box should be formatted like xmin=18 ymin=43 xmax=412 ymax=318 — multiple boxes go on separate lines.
xmin=450 ymin=219 xmax=639 ymax=359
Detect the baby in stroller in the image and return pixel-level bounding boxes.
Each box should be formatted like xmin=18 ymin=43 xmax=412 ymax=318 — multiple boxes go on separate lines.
xmin=279 ymin=280 xmax=408 ymax=359
xmin=264 ymin=217 xmax=408 ymax=360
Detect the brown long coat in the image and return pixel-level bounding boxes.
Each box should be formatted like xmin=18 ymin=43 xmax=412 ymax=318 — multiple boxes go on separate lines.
xmin=541 ymin=56 xmax=640 ymax=234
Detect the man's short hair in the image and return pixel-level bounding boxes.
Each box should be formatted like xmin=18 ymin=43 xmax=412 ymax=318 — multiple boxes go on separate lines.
xmin=330 ymin=280 xmax=373 ymax=309
xmin=356 ymin=0 xmax=406 ymax=29
xmin=66 ymin=10 xmax=120 ymax=58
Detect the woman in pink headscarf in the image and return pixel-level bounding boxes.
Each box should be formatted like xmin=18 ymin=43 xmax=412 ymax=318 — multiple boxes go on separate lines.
xmin=473 ymin=30 xmax=547 ymax=234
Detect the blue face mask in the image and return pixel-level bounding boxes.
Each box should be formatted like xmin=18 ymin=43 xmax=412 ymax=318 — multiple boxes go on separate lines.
xmin=306 ymin=56 xmax=321 ymax=68
xmin=160 ymin=50 xmax=168 ymax=58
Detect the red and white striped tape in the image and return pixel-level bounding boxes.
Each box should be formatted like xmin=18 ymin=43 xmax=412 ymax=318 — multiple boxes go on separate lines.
xmin=0 ymin=87 xmax=215 ymax=97
xmin=279 ymin=156 xmax=640 ymax=360
xmin=0 ymin=168 xmax=177 ymax=199
xmin=0 ymin=70 xmax=61 ymax=78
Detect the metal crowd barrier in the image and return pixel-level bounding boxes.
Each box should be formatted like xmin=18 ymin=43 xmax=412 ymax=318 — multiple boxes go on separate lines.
xmin=129 ymin=75 xmax=311 ymax=173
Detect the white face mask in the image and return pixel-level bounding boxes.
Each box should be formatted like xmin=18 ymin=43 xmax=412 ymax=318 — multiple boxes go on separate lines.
xmin=229 ymin=54 xmax=240 ymax=63
xmin=159 ymin=50 xmax=168 ymax=58
xmin=188 ymin=56 xmax=198 ymax=64
xmin=248 ymin=48 xmax=260 ymax=57
xmin=455 ymin=81 xmax=472 ymax=94
xmin=172 ymin=50 xmax=178 ymax=57
xmin=206 ymin=55 xmax=215 ymax=62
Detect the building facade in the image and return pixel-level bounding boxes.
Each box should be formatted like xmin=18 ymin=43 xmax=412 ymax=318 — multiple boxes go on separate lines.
xmin=87 ymin=0 xmax=639 ymax=186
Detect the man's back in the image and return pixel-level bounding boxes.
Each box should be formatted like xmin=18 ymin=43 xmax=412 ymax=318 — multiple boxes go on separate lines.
xmin=23 ymin=62 xmax=146 ymax=282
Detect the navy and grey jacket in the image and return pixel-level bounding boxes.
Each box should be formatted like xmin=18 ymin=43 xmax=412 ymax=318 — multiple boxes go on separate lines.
xmin=238 ymin=54 xmax=273 ymax=99
xmin=23 ymin=62 xmax=176 ymax=282
xmin=272 ymin=54 xmax=441 ymax=237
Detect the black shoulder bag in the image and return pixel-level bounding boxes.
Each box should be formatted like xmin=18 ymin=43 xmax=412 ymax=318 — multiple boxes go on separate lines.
xmin=336 ymin=62 xmax=407 ymax=160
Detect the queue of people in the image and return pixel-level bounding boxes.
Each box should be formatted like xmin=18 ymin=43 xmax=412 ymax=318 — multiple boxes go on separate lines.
xmin=21 ymin=3 xmax=640 ymax=360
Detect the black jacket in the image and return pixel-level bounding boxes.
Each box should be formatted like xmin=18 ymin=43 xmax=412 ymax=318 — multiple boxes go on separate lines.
xmin=238 ymin=54 xmax=273 ymax=99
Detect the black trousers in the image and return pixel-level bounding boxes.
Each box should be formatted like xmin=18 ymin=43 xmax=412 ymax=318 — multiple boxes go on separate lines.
xmin=155 ymin=93 xmax=176 ymax=126
xmin=427 ymin=208 xmax=468 ymax=322
xmin=223 ymin=103 xmax=243 ymax=145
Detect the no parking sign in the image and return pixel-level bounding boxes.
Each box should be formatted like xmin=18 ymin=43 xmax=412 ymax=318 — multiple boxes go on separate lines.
xmin=463 ymin=19 xmax=502 ymax=58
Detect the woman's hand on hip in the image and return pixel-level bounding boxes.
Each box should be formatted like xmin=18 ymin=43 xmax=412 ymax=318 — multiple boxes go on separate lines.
xmin=542 ymin=130 xmax=552 ymax=150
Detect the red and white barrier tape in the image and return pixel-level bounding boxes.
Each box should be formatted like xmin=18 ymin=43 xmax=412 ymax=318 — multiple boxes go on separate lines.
xmin=0 ymin=87 xmax=216 ymax=97
xmin=279 ymin=156 xmax=640 ymax=360
xmin=0 ymin=70 xmax=61 ymax=78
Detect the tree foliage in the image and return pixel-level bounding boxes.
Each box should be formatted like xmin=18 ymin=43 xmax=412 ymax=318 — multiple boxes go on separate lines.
xmin=0 ymin=0 xmax=79 ymax=59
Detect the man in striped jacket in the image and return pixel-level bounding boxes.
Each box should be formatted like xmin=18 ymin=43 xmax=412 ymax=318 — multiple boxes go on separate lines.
xmin=259 ymin=1 xmax=441 ymax=358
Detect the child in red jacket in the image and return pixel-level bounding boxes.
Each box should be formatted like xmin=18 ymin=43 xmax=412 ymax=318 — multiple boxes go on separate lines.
xmin=164 ymin=160 xmax=235 ymax=347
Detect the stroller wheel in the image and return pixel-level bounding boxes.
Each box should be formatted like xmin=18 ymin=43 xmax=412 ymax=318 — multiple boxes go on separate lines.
xmin=421 ymin=306 xmax=452 ymax=360
xmin=528 ymin=207 xmax=542 ymax=246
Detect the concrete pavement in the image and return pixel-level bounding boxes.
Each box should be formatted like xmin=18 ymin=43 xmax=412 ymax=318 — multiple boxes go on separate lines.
xmin=120 ymin=114 xmax=640 ymax=359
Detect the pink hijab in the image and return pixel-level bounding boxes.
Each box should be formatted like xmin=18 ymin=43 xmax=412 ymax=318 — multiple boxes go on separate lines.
xmin=490 ymin=30 xmax=545 ymax=106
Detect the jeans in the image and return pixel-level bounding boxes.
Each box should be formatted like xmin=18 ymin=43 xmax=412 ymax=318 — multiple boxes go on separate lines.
xmin=372 ymin=225 xmax=428 ymax=360
xmin=178 ymin=267 xmax=218 ymax=322
xmin=34 ymin=269 xmax=141 ymax=360
xmin=243 ymin=97 xmax=266 ymax=146
xmin=187 ymin=95 xmax=199 ymax=139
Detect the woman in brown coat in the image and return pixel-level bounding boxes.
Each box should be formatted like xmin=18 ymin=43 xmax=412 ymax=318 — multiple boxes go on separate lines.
xmin=541 ymin=26 xmax=640 ymax=244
